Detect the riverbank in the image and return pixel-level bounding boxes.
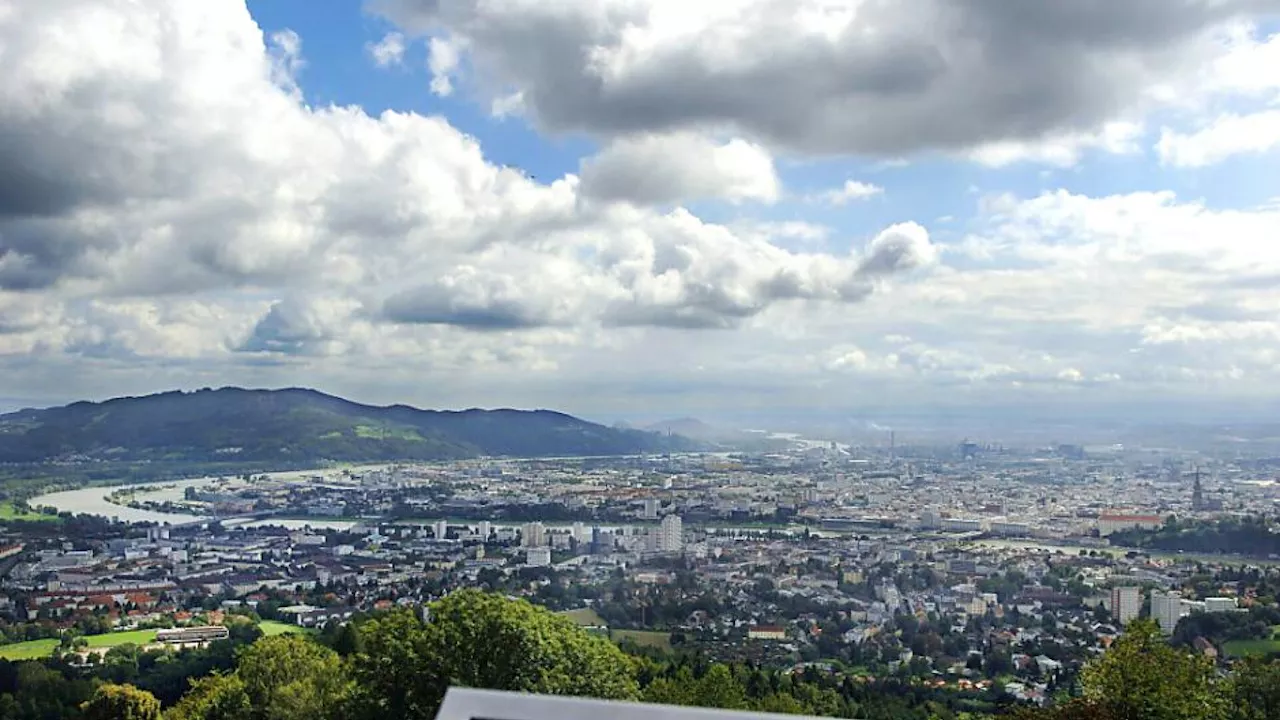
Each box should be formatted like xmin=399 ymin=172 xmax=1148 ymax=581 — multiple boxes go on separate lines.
xmin=965 ymin=538 xmax=1280 ymax=567
xmin=26 ymin=465 xmax=392 ymax=525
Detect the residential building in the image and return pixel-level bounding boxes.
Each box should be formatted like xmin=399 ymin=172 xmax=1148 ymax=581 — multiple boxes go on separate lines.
xmin=1151 ymin=590 xmax=1189 ymax=634
xmin=943 ymin=518 xmax=983 ymax=532
xmin=525 ymin=547 xmax=551 ymax=567
xmin=747 ymin=626 xmax=787 ymax=641
xmin=156 ymin=626 xmax=229 ymax=644
xmin=919 ymin=510 xmax=942 ymax=529
xmin=1110 ymin=586 xmax=1141 ymax=626
xmin=989 ymin=521 xmax=1031 ymax=537
xmin=1204 ymin=597 xmax=1237 ymax=613
xmin=521 ymin=522 xmax=546 ymax=548
xmin=659 ymin=514 xmax=683 ymax=553
xmin=1098 ymin=514 xmax=1163 ymax=536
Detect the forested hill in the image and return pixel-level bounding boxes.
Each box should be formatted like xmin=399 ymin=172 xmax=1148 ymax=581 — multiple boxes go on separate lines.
xmin=0 ymin=387 xmax=699 ymax=463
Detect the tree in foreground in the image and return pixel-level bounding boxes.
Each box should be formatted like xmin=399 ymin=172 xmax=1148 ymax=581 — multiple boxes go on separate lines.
xmin=165 ymin=674 xmax=252 ymax=720
xmin=80 ymin=683 xmax=161 ymax=720
xmin=166 ymin=635 xmax=350 ymax=720
xmin=642 ymin=665 xmax=747 ymax=710
xmin=1079 ymin=620 xmax=1228 ymax=720
xmin=237 ymin=633 xmax=349 ymax=719
xmin=349 ymin=590 xmax=639 ymax=719
xmin=1011 ymin=698 xmax=1123 ymax=720
xmin=1015 ymin=619 xmax=1229 ymax=720
xmin=1227 ymin=655 xmax=1280 ymax=720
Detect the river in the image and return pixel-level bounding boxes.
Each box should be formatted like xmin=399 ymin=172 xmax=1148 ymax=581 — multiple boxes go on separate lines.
xmin=28 ymin=478 xmax=214 ymax=524
xmin=26 ymin=465 xmax=393 ymax=526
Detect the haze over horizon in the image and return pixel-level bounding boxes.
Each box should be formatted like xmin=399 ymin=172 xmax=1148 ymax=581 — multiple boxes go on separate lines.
xmin=3 ymin=1 xmax=1280 ymax=424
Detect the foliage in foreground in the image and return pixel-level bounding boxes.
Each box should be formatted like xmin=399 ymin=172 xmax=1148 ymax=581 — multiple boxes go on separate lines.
xmin=348 ymin=590 xmax=639 ymax=719
xmin=1015 ymin=621 xmax=1280 ymax=720
xmin=80 ymin=683 xmax=160 ymax=720
xmin=166 ymin=589 xmax=638 ymax=720
xmin=7 ymin=598 xmax=1280 ymax=720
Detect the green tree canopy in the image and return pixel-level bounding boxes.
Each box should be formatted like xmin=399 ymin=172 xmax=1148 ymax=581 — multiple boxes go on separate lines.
xmin=1228 ymin=656 xmax=1280 ymax=720
xmin=80 ymin=683 xmax=161 ymax=720
xmin=348 ymin=609 xmax=433 ymax=720
xmin=641 ymin=666 xmax=696 ymax=707
xmin=1079 ymin=620 xmax=1228 ymax=720
xmin=349 ymin=590 xmax=639 ymax=720
xmin=165 ymin=636 xmax=349 ymax=720
xmin=235 ymin=635 xmax=350 ymax=720
xmin=691 ymin=665 xmax=748 ymax=710
xmin=166 ymin=674 xmax=252 ymax=720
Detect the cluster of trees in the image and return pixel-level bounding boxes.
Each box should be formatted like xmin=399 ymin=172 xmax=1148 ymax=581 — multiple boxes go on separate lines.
xmin=160 ymin=589 xmax=636 ymax=720
xmin=379 ymin=607 xmax=1274 ymax=720
xmin=1017 ymin=621 xmax=1280 ymax=720
xmin=0 ymin=620 xmax=64 ymax=645
xmin=1216 ymin=566 xmax=1280 ymax=595
xmin=1110 ymin=516 xmax=1280 ymax=558
xmin=1171 ymin=605 xmax=1280 ymax=649
xmin=637 ymin=659 xmax=1000 ymax=719
xmin=50 ymin=592 xmax=1002 ymax=720
xmin=0 ymin=626 xmax=258 ymax=719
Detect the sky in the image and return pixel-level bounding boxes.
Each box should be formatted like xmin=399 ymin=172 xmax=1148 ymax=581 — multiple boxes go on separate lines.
xmin=2 ymin=0 xmax=1280 ymax=426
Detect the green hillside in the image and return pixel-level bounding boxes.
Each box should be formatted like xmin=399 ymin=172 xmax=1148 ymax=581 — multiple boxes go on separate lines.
xmin=0 ymin=387 xmax=698 ymax=464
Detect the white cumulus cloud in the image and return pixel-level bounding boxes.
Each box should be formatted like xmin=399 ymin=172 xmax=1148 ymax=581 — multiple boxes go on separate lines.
xmin=814 ymin=180 xmax=884 ymax=206
xmin=579 ymin=133 xmax=780 ymax=206
xmin=367 ymin=32 xmax=407 ymax=67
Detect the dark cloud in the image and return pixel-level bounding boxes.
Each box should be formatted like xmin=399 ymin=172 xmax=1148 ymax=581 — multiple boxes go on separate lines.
xmin=603 ymin=283 xmax=769 ymax=330
xmin=382 ymin=286 xmax=558 ymax=330
xmin=0 ymin=217 xmax=118 ymax=291
xmin=373 ymin=0 xmax=1279 ymax=155
xmin=0 ymin=159 xmax=81 ymax=219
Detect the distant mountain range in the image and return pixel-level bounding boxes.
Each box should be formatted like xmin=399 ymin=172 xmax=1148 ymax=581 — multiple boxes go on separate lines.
xmin=0 ymin=387 xmax=700 ymax=463
xmin=637 ymin=417 xmax=803 ymax=452
xmin=642 ymin=417 xmax=719 ymax=439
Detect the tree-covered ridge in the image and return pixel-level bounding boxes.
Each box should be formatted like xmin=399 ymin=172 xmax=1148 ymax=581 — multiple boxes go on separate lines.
xmin=0 ymin=387 xmax=697 ymax=464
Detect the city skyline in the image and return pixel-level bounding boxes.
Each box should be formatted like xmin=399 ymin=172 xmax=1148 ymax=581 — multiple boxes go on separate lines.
xmin=3 ymin=1 xmax=1280 ymax=420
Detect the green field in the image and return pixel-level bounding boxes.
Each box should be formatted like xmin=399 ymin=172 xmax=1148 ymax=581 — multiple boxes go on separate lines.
xmin=84 ymin=629 xmax=155 ymax=647
xmin=610 ymin=629 xmax=671 ymax=650
xmin=353 ymin=425 xmax=424 ymax=441
xmin=259 ymin=620 xmax=310 ymax=636
xmin=1223 ymin=638 xmax=1280 ymax=657
xmin=0 ymin=639 xmax=57 ymax=660
xmin=0 ymin=502 xmax=58 ymax=522
xmin=558 ymin=608 xmax=607 ymax=627
xmin=0 ymin=622 xmax=309 ymax=660
xmin=0 ymin=629 xmax=157 ymax=660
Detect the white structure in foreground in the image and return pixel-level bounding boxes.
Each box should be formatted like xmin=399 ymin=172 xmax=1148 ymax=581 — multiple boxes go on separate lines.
xmin=436 ymin=688 xmax=830 ymax=720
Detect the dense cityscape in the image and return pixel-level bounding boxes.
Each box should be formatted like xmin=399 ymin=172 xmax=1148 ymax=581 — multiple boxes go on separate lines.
xmin=4 ymin=433 xmax=1280 ymax=718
